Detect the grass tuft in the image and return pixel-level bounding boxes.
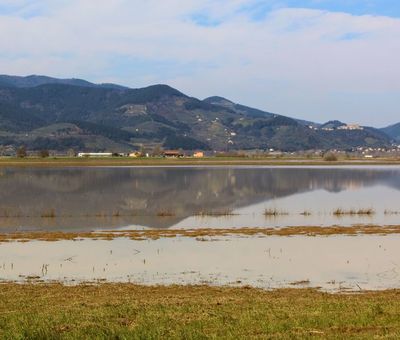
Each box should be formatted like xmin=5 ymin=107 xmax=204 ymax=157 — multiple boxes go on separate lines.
xmin=333 ymin=208 xmax=375 ymax=216
xmin=40 ymin=209 xmax=56 ymax=218
xmin=264 ymin=208 xmax=289 ymax=217
xmin=156 ymin=211 xmax=175 ymax=217
xmin=195 ymin=209 xmax=236 ymax=217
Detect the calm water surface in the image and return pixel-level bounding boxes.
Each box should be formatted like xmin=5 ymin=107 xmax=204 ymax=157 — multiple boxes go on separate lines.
xmin=1 ymin=166 xmax=400 ymax=231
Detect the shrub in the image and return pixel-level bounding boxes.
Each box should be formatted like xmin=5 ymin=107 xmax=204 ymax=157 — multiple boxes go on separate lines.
xmin=323 ymin=152 xmax=338 ymax=162
xmin=38 ymin=150 xmax=50 ymax=158
xmin=16 ymin=146 xmax=27 ymax=158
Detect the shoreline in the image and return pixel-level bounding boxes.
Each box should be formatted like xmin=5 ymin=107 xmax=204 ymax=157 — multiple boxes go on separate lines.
xmin=1 ymin=156 xmax=400 ymax=167
xmin=1 ymin=283 xmax=400 ymax=338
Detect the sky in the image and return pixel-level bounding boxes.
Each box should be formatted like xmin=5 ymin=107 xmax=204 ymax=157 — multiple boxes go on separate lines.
xmin=0 ymin=1 xmax=399 ymax=127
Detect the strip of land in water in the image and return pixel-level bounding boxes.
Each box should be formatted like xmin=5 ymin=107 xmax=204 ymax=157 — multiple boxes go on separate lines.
xmin=1 ymin=284 xmax=400 ymax=338
xmin=1 ymin=156 xmax=400 ymax=167
xmin=2 ymin=225 xmax=400 ymax=242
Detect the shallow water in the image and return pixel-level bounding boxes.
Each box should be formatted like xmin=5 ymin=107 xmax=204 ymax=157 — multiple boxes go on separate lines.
xmin=1 ymin=166 xmax=400 ymax=231
xmin=1 ymin=235 xmax=399 ymax=292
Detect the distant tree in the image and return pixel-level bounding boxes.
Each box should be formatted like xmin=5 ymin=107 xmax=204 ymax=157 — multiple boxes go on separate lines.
xmin=67 ymin=149 xmax=76 ymax=157
xmin=38 ymin=149 xmax=50 ymax=158
xmin=16 ymin=146 xmax=27 ymax=158
xmin=151 ymin=145 xmax=163 ymax=157
xmin=139 ymin=144 xmax=146 ymax=156
xmin=323 ymin=152 xmax=338 ymax=162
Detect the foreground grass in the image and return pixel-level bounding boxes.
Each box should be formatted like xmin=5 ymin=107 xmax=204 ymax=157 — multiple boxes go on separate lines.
xmin=1 ymin=284 xmax=400 ymax=339
xmin=1 ymin=156 xmax=400 ymax=167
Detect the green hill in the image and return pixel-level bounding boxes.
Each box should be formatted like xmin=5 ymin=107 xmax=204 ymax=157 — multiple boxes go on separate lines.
xmin=0 ymin=75 xmax=392 ymax=152
xmin=381 ymin=123 xmax=400 ymax=141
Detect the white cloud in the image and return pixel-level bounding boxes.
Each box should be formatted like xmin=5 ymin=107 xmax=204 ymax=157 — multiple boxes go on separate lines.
xmin=0 ymin=0 xmax=399 ymax=126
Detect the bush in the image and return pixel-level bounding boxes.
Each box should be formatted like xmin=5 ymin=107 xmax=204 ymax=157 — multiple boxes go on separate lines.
xmin=38 ymin=150 xmax=50 ymax=158
xmin=16 ymin=146 xmax=27 ymax=158
xmin=323 ymin=152 xmax=338 ymax=161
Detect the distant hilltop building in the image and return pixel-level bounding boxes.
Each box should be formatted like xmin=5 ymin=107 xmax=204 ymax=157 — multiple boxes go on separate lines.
xmin=321 ymin=122 xmax=364 ymax=131
xmin=337 ymin=124 xmax=363 ymax=131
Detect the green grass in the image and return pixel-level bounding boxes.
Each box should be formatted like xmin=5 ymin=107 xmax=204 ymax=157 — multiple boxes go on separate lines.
xmin=1 ymin=284 xmax=400 ymax=339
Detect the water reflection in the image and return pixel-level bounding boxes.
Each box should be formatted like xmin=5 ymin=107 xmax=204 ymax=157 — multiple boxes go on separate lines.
xmin=1 ymin=166 xmax=400 ymax=231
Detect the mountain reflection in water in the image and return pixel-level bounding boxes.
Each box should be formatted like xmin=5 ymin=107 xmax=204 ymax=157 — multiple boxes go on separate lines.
xmin=0 ymin=166 xmax=400 ymax=231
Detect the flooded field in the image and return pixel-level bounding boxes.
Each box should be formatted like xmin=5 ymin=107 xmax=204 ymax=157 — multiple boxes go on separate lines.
xmin=1 ymin=165 xmax=400 ymax=291
xmin=1 ymin=166 xmax=400 ymax=231
xmin=1 ymin=235 xmax=399 ymax=292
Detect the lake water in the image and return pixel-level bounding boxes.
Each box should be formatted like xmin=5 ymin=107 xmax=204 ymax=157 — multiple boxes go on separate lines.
xmin=1 ymin=166 xmax=400 ymax=231
xmin=1 ymin=165 xmax=400 ymax=291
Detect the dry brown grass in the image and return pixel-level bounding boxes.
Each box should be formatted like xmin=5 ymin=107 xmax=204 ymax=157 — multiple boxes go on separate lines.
xmin=1 ymin=224 xmax=400 ymax=243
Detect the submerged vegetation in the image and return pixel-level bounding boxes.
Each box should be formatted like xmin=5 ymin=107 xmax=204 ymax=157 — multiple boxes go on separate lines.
xmin=264 ymin=208 xmax=289 ymax=216
xmin=195 ymin=209 xmax=236 ymax=217
xmin=384 ymin=210 xmax=400 ymax=215
xmin=1 ymin=284 xmax=400 ymax=339
xmin=40 ymin=209 xmax=56 ymax=218
xmin=333 ymin=208 xmax=375 ymax=216
xmin=156 ymin=211 xmax=176 ymax=217
xmin=1 ymin=206 xmax=397 ymax=220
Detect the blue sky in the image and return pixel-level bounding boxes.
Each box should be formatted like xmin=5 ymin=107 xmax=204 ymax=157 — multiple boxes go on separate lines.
xmin=247 ymin=1 xmax=400 ymax=18
xmin=0 ymin=0 xmax=399 ymax=127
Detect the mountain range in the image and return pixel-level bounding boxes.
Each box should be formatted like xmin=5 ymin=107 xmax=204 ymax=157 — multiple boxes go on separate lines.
xmin=0 ymin=74 xmax=398 ymax=153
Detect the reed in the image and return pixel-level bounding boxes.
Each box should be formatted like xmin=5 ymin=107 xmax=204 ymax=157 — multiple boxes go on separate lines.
xmin=195 ymin=209 xmax=236 ymax=217
xmin=264 ymin=208 xmax=289 ymax=216
xmin=384 ymin=210 xmax=400 ymax=215
xmin=40 ymin=209 xmax=56 ymax=218
xmin=333 ymin=208 xmax=375 ymax=216
xmin=156 ymin=211 xmax=175 ymax=217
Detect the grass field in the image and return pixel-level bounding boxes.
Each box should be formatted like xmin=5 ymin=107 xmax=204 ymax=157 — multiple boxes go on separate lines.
xmin=0 ymin=156 xmax=400 ymax=167
xmin=1 ymin=284 xmax=400 ymax=339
